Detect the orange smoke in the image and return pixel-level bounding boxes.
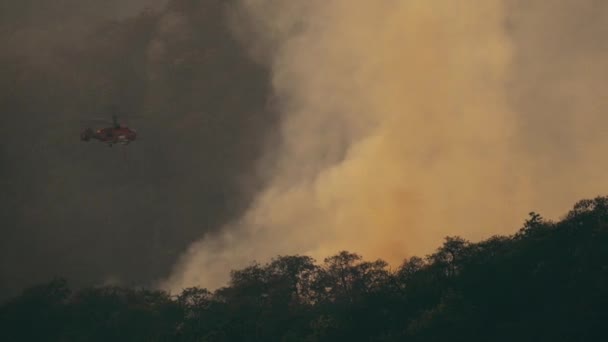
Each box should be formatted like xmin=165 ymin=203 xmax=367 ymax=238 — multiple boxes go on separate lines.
xmin=163 ymin=0 xmax=608 ymax=292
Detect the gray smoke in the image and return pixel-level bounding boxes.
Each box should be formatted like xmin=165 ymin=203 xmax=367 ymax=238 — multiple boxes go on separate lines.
xmin=0 ymin=0 xmax=274 ymax=299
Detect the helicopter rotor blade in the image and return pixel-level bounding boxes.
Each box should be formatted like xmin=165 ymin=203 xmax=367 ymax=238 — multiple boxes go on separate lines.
xmin=80 ymin=115 xmax=144 ymax=123
xmin=80 ymin=119 xmax=113 ymax=126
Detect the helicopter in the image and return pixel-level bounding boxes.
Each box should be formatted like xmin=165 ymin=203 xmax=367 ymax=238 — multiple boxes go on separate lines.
xmin=80 ymin=114 xmax=137 ymax=147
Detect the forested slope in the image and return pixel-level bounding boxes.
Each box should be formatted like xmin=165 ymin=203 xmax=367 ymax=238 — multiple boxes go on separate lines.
xmin=2 ymin=196 xmax=607 ymax=341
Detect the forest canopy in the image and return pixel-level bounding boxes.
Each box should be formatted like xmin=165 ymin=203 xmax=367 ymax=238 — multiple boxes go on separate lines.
xmin=1 ymin=196 xmax=607 ymax=341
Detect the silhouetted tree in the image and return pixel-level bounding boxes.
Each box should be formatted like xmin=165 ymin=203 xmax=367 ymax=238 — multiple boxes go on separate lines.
xmin=2 ymin=196 xmax=608 ymax=341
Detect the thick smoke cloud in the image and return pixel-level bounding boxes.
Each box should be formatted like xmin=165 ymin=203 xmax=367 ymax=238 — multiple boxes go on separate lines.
xmin=4 ymin=0 xmax=608 ymax=299
xmin=165 ymin=0 xmax=608 ymax=292
xmin=507 ymin=0 xmax=608 ymax=212
xmin=165 ymin=0 xmax=518 ymax=291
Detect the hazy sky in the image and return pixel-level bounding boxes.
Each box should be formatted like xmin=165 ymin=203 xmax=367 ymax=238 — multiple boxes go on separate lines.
xmin=0 ymin=0 xmax=275 ymax=298
xmin=2 ymin=0 xmax=608 ymax=298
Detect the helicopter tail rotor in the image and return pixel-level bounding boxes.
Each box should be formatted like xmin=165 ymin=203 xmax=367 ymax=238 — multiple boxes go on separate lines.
xmin=80 ymin=128 xmax=93 ymax=141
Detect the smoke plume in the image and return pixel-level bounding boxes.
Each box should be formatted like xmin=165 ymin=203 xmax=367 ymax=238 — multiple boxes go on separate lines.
xmin=506 ymin=0 xmax=608 ymax=212
xmin=165 ymin=0 xmax=526 ymax=291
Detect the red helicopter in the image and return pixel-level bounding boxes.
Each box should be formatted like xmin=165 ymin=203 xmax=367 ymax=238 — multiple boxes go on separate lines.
xmin=80 ymin=115 xmax=137 ymax=147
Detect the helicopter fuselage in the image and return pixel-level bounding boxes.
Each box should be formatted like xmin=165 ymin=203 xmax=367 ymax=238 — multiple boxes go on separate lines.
xmin=81 ymin=126 xmax=137 ymax=146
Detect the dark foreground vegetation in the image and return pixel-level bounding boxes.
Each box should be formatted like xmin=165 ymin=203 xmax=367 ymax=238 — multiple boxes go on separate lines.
xmin=2 ymin=197 xmax=608 ymax=341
